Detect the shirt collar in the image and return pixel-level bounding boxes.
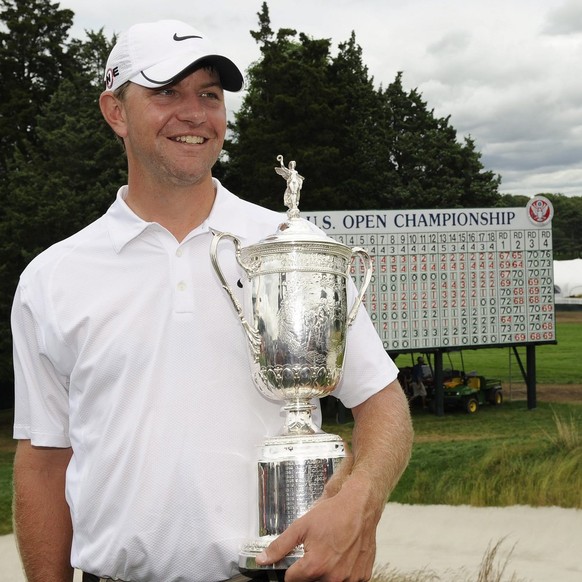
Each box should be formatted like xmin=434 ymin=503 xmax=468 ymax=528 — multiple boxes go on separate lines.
xmin=205 ymin=179 xmax=256 ymax=242
xmin=107 ymin=186 xmax=150 ymax=253
xmin=106 ymin=179 xmax=256 ymax=253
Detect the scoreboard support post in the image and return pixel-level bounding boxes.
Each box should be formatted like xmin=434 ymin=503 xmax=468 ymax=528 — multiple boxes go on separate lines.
xmin=511 ymin=345 xmax=539 ymax=410
xmin=526 ymin=345 xmax=537 ymax=410
xmin=433 ymin=351 xmax=444 ymax=417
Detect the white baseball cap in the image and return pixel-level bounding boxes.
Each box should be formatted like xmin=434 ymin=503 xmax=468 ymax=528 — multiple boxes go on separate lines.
xmin=104 ymin=20 xmax=244 ymax=92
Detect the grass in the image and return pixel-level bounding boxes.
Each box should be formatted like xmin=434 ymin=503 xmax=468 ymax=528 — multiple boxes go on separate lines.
xmin=0 ymin=408 xmax=14 ymax=535
xmin=545 ymin=406 xmax=582 ymax=449
xmin=327 ymin=400 xmax=582 ymax=509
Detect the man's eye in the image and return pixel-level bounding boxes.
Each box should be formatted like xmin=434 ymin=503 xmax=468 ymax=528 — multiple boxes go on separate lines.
xmin=201 ymin=91 xmax=219 ymax=100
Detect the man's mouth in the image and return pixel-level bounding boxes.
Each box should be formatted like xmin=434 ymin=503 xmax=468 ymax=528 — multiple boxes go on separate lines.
xmin=172 ymin=135 xmax=205 ymax=144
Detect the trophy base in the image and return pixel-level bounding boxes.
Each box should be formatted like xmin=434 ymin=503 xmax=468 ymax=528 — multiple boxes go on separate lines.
xmin=239 ymin=536 xmax=303 ymax=571
xmin=240 ymin=432 xmax=345 ymax=573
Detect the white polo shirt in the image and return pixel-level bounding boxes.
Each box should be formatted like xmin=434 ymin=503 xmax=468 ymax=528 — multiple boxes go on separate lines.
xmin=12 ymin=179 xmax=398 ymax=582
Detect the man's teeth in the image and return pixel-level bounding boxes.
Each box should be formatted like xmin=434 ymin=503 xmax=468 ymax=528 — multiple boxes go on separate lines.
xmin=174 ymin=136 xmax=204 ymax=144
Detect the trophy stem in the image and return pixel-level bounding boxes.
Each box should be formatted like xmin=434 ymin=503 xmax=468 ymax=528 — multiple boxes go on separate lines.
xmin=281 ymin=400 xmax=319 ymax=436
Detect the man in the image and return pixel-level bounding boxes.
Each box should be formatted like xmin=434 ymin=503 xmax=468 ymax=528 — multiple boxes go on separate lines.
xmin=12 ymin=20 xmax=413 ymax=582
xmin=411 ymin=357 xmax=428 ymax=408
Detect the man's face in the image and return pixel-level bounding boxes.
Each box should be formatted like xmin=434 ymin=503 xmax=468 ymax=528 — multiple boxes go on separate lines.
xmin=117 ymin=67 xmax=227 ymax=188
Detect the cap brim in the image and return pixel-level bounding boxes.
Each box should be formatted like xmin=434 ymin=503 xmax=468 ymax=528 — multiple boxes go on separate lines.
xmin=132 ymin=53 xmax=244 ymax=92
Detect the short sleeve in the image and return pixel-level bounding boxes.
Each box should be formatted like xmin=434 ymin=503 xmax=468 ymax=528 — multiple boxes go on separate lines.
xmin=12 ymin=283 xmax=71 ymax=447
xmin=333 ymin=294 xmax=399 ymax=409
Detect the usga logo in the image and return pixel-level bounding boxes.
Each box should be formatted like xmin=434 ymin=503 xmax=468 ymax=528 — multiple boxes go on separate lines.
xmin=526 ymin=196 xmax=553 ymax=226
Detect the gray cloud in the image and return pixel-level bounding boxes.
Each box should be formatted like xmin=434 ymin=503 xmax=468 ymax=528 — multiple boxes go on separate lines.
xmin=427 ymin=31 xmax=472 ymax=56
xmin=543 ymin=0 xmax=582 ymax=35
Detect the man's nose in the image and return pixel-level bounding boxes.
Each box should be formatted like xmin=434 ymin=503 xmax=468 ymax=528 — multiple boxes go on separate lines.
xmin=177 ymin=96 xmax=207 ymax=123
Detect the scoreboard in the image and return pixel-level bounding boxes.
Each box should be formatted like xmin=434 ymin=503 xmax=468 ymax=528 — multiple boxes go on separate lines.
xmin=305 ymin=197 xmax=555 ymax=353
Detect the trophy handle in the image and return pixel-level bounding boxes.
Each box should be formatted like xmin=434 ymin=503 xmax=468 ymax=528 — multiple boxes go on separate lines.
xmin=346 ymin=247 xmax=373 ymax=327
xmin=210 ymin=230 xmax=262 ymax=356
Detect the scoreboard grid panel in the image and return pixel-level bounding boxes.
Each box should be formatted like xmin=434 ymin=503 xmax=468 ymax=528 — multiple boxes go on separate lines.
xmin=305 ymin=208 xmax=555 ymax=353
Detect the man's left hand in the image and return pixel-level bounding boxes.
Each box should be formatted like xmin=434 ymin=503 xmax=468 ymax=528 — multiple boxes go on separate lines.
xmin=255 ymin=473 xmax=379 ymax=581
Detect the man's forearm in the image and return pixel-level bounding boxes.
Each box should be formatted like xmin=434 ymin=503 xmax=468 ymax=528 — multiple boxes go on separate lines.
xmin=349 ymin=379 xmax=414 ymax=515
xmin=13 ymin=441 xmax=74 ymax=582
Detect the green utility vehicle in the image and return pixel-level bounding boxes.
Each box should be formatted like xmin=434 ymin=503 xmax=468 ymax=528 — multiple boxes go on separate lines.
xmin=442 ymin=372 xmax=503 ymax=414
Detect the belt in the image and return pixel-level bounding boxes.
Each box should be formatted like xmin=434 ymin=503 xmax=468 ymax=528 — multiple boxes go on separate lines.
xmin=82 ymin=575 xmax=127 ymax=582
xmin=82 ymin=571 xmax=285 ymax=581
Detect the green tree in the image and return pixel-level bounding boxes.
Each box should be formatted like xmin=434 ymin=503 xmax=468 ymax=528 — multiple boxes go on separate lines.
xmin=224 ymin=2 xmax=339 ymax=210
xmin=0 ymin=0 xmax=75 ymax=175
xmin=0 ymin=30 xmax=126 ymax=394
xmin=456 ymin=136 xmax=501 ymax=207
xmin=322 ymin=31 xmax=389 ymax=209
xmin=374 ymin=73 xmax=500 ymax=210
xmin=223 ymin=3 xmax=501 ymax=212
xmin=540 ymin=194 xmax=582 ymax=260
xmin=497 ymin=193 xmax=530 ymax=207
xmin=67 ymin=28 xmax=112 ymax=85
xmin=3 ymin=32 xmax=124 ymax=259
xmin=223 ymin=3 xmax=388 ymax=212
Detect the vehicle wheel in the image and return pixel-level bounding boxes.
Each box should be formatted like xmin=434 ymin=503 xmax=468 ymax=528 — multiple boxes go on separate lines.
xmin=465 ymin=397 xmax=479 ymax=414
xmin=492 ymin=390 xmax=503 ymax=405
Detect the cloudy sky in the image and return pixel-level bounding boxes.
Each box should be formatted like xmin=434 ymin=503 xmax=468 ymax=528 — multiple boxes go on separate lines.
xmin=59 ymin=0 xmax=582 ymax=198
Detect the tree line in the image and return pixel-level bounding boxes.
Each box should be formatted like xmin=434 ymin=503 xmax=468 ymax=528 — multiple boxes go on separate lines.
xmin=0 ymin=0 xmax=581 ymax=399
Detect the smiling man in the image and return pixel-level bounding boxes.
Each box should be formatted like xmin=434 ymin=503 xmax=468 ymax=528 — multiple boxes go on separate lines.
xmin=11 ymin=19 xmax=413 ymax=582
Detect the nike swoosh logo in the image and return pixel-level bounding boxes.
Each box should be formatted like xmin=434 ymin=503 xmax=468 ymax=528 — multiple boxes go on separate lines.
xmin=173 ymin=33 xmax=203 ymax=41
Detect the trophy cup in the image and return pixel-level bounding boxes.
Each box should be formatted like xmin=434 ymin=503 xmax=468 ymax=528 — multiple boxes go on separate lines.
xmin=210 ymin=156 xmax=372 ymax=571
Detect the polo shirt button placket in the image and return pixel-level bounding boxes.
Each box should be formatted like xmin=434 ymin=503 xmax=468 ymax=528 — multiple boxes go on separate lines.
xmin=173 ymin=244 xmax=195 ymax=312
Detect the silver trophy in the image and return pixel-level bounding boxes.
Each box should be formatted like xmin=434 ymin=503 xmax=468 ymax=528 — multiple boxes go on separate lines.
xmin=210 ymin=156 xmax=372 ymax=571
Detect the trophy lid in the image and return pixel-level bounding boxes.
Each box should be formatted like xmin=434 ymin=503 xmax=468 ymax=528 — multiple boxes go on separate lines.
xmin=265 ymin=214 xmax=323 ymax=242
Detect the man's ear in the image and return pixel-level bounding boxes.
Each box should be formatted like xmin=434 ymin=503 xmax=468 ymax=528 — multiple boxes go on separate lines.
xmin=99 ymin=92 xmax=128 ymax=139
